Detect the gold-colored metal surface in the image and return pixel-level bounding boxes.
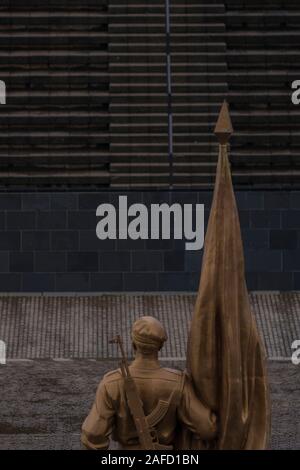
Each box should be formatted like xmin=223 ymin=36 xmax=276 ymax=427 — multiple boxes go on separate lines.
xmin=214 ymin=100 xmax=234 ymax=144
xmin=81 ymin=317 xmax=217 ymax=450
xmin=187 ymin=101 xmax=270 ymax=449
xmin=81 ymin=102 xmax=270 ymax=450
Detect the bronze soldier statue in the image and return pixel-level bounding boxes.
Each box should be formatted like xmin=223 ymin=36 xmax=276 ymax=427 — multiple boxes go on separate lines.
xmin=81 ymin=316 xmax=217 ymax=450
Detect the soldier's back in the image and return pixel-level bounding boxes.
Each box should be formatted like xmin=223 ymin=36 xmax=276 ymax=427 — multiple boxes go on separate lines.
xmin=102 ymin=363 xmax=185 ymax=449
xmin=103 ymin=365 xmax=183 ymax=410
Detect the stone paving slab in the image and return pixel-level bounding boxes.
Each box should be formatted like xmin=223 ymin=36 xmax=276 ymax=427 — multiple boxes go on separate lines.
xmin=0 ymin=360 xmax=299 ymax=450
xmin=0 ymin=292 xmax=299 ymax=449
xmin=0 ymin=292 xmax=299 ymax=360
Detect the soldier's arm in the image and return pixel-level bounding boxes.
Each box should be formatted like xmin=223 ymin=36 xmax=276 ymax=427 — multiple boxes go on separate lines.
xmin=177 ymin=374 xmax=217 ymax=441
xmin=81 ymin=379 xmax=116 ymax=450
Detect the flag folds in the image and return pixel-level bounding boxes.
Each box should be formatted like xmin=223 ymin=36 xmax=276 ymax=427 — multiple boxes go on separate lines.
xmin=187 ymin=102 xmax=270 ymax=449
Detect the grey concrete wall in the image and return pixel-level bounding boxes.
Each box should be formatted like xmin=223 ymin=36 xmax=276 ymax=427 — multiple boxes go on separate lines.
xmin=0 ymin=190 xmax=299 ymax=292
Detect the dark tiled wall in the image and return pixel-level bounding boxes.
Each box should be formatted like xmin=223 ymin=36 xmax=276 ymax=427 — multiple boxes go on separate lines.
xmin=0 ymin=191 xmax=299 ymax=292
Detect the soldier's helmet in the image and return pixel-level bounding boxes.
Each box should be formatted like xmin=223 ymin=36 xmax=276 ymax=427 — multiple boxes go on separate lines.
xmin=132 ymin=316 xmax=167 ymax=353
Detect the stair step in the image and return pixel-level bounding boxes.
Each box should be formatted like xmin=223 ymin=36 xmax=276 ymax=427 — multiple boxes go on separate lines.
xmin=109 ymin=43 xmax=226 ymax=53
xmin=109 ymin=23 xmax=225 ymax=34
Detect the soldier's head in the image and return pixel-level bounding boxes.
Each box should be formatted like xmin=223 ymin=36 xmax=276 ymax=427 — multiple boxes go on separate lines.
xmin=132 ymin=316 xmax=167 ymax=356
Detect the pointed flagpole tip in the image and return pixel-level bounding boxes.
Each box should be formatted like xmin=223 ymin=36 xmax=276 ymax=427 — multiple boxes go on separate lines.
xmin=214 ymin=100 xmax=234 ymax=144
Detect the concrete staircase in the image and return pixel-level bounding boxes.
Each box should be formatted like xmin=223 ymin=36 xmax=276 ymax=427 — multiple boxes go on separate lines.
xmin=0 ymin=0 xmax=111 ymax=187
xmin=108 ymin=0 xmax=227 ymax=187
xmin=0 ymin=1 xmax=299 ymax=188
xmin=226 ymin=0 xmax=300 ymax=187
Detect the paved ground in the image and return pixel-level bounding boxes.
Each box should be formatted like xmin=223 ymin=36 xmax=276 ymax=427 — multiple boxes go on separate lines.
xmin=0 ymin=292 xmax=299 ymax=360
xmin=0 ymin=293 xmax=299 ymax=450
xmin=0 ymin=360 xmax=299 ymax=450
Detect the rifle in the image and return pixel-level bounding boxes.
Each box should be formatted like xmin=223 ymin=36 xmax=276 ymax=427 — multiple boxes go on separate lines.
xmin=110 ymin=335 xmax=172 ymax=450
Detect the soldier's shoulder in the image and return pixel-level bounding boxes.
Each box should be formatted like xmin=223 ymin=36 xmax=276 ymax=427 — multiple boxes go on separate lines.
xmin=102 ymin=368 xmax=122 ymax=384
xmin=160 ymin=367 xmax=184 ymax=381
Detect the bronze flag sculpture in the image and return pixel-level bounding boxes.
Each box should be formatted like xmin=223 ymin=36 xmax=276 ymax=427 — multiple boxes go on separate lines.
xmin=187 ymin=101 xmax=270 ymax=449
